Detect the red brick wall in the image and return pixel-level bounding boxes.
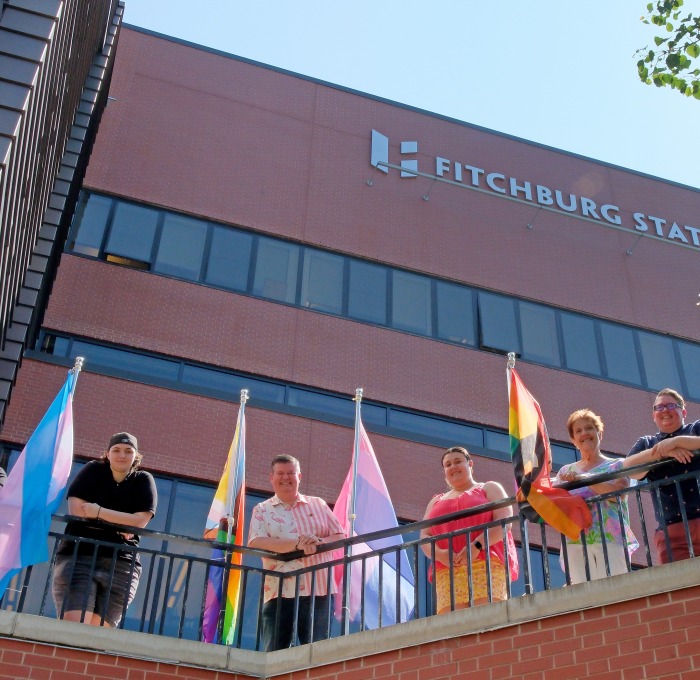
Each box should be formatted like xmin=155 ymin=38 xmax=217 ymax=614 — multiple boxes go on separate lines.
xmin=84 ymin=28 xmax=700 ymax=339
xmin=0 ymin=638 xmax=253 ymax=680
xmin=3 ymin=586 xmax=699 ymax=679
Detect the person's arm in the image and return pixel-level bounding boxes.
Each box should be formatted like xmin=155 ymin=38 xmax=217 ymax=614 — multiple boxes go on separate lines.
xmin=67 ymin=497 xmax=153 ymax=529
xmin=471 ymin=481 xmax=513 ymax=558
xmin=420 ymin=495 xmax=449 ymax=563
xmin=248 ymin=535 xmax=302 ymax=553
xmin=623 ymin=444 xmax=694 ymax=480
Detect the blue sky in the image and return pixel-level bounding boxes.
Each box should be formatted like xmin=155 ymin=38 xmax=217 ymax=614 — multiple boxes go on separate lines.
xmin=123 ymin=1 xmax=699 ymax=190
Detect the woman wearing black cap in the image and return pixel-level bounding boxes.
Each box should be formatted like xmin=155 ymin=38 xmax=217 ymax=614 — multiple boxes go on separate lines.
xmin=52 ymin=432 xmax=157 ymax=627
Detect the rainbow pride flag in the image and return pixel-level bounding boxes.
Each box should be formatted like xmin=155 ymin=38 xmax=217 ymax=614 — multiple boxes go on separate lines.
xmin=508 ymin=365 xmax=591 ymax=540
xmin=0 ymin=368 xmax=77 ymax=600
xmin=202 ymin=394 xmax=247 ymax=644
xmin=333 ymin=415 xmax=414 ymax=628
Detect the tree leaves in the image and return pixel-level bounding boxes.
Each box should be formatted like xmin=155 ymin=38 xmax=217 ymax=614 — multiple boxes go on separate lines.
xmin=636 ymin=0 xmax=700 ymax=99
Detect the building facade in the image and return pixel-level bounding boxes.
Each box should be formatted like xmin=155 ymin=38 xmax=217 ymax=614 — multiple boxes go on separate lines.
xmin=0 ymin=22 xmax=699 ymax=661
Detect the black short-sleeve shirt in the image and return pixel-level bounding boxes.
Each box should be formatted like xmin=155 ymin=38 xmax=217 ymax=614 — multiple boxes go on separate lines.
xmin=58 ymin=460 xmax=157 ymax=561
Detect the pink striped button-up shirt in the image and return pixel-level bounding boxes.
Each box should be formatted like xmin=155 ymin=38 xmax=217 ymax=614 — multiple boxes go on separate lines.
xmin=248 ymin=494 xmax=345 ymax=601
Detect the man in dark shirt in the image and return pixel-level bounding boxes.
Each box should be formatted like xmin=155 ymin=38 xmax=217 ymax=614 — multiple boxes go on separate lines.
xmin=626 ymin=388 xmax=700 ymax=563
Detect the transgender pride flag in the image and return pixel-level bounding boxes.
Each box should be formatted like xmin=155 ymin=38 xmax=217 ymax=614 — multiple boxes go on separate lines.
xmin=0 ymin=363 xmax=81 ymax=601
xmin=202 ymin=390 xmax=247 ymax=645
xmin=333 ymin=392 xmax=414 ymax=629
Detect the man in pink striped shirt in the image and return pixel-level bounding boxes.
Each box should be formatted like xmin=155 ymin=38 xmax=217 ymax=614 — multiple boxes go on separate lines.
xmin=248 ymin=454 xmax=345 ymax=651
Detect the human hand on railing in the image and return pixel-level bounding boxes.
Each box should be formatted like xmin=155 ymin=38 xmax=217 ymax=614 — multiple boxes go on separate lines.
xmin=653 ymin=441 xmax=694 ymax=463
xmin=557 ymin=469 xmax=579 ymax=482
xmin=451 ymin=547 xmax=468 ymax=567
xmin=296 ymin=534 xmax=322 ymax=555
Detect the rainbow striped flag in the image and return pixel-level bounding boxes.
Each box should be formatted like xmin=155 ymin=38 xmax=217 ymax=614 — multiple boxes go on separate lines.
xmin=0 ymin=369 xmax=77 ymax=600
xmin=508 ymin=365 xmax=591 ymax=540
xmin=202 ymin=396 xmax=247 ymax=644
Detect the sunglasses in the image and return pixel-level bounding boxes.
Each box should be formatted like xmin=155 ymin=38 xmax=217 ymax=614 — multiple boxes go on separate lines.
xmin=652 ymin=403 xmax=683 ymax=413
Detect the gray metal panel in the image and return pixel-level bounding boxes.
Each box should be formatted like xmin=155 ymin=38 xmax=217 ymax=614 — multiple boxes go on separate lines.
xmin=0 ymin=30 xmax=47 ymax=61
xmin=1 ymin=8 xmax=56 ymax=40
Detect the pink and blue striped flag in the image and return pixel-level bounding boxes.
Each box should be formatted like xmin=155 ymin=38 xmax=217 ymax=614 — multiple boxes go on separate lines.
xmin=202 ymin=394 xmax=247 ymax=644
xmin=0 ymin=368 xmax=77 ymax=601
xmin=333 ymin=417 xmax=415 ymax=628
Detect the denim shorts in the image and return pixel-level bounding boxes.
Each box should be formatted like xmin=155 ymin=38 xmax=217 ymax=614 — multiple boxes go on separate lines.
xmin=52 ymin=554 xmax=141 ymax=627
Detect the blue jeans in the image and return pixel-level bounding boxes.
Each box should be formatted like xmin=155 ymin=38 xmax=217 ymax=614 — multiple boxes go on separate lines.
xmin=261 ymin=595 xmax=332 ymax=651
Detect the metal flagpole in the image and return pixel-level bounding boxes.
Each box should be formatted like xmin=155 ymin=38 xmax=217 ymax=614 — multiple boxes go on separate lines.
xmin=342 ymin=387 xmax=363 ymax=635
xmin=226 ymin=389 xmax=248 ymax=543
xmin=69 ymin=356 xmax=84 ymax=395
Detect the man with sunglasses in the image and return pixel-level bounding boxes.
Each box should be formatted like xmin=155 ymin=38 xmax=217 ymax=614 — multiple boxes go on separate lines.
xmin=626 ymin=388 xmax=700 ymax=563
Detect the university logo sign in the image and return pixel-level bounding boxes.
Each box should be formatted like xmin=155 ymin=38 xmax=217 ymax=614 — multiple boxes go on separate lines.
xmin=369 ymin=129 xmax=700 ymax=250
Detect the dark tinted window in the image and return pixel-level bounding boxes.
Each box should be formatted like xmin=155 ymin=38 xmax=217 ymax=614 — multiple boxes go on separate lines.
xmin=638 ymin=331 xmax=680 ymax=392
xmin=436 ymin=282 xmax=476 ymax=346
xmin=205 ymin=227 xmax=252 ymax=291
xmin=678 ymin=341 xmax=700 ymax=402
xmin=600 ymin=323 xmax=641 ymax=385
xmin=252 ymin=238 xmax=299 ymax=303
xmin=300 ymin=250 xmax=343 ymax=314
xmin=104 ymin=202 xmax=159 ymax=264
xmin=520 ymin=302 xmax=560 ymax=366
xmin=348 ymin=260 xmax=387 ymax=324
xmin=392 ymin=271 xmax=431 ymax=334
xmin=561 ymin=313 xmax=601 ymax=375
xmin=153 ymin=213 xmax=207 ymax=280
xmin=69 ymin=193 xmax=111 ymax=256
xmin=479 ymin=292 xmax=519 ymax=354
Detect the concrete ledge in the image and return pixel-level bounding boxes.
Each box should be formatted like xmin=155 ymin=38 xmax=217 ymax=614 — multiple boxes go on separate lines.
xmin=1 ymin=558 xmax=699 ymax=678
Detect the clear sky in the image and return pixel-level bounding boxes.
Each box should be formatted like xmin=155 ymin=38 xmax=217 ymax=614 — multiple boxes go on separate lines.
xmin=123 ymin=1 xmax=700 ymax=190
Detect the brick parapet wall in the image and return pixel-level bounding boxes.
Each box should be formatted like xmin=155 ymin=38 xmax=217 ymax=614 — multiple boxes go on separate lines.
xmin=2 ymin=559 xmax=699 ymax=679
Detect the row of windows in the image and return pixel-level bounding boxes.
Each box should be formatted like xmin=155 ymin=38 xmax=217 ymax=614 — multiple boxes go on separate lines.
xmin=67 ymin=192 xmax=700 ymax=401
xmin=36 ymin=332 xmax=580 ymax=466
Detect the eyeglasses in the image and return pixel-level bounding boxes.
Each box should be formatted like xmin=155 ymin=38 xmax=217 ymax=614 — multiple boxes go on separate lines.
xmin=653 ymin=403 xmax=683 ymax=412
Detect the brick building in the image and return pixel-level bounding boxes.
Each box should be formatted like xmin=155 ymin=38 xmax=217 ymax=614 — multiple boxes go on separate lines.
xmin=1 ymin=18 xmax=699 ymax=680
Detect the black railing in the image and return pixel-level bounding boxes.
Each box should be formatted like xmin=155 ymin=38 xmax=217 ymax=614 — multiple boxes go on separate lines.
xmin=1 ymin=465 xmax=698 ymax=649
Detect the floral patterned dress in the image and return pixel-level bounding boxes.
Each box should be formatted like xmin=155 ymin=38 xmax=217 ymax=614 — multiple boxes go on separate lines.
xmin=554 ymin=458 xmax=638 ymax=555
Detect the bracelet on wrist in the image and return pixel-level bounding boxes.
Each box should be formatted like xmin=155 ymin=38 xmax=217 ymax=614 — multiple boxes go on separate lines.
xmin=473 ymin=540 xmax=483 ymax=551
xmin=96 ymin=506 xmax=101 ymax=520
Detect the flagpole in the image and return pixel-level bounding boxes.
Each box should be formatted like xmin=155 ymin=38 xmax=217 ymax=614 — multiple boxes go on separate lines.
xmin=350 ymin=388 xmax=363 ymax=538
xmin=69 ymin=356 xmax=85 ymax=395
xmin=226 ymin=389 xmax=248 ymax=544
xmin=341 ymin=387 xmax=363 ymax=635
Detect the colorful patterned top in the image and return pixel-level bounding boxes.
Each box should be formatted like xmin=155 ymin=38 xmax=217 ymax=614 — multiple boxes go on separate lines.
xmin=554 ymin=459 xmax=638 ymax=554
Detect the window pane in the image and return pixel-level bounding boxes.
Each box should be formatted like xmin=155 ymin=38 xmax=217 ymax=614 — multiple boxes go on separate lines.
xmin=551 ymin=444 xmax=577 ymax=467
xmin=205 ymin=227 xmax=252 ymax=291
xmin=600 ymin=323 xmax=641 ymax=386
xmin=436 ymin=282 xmax=476 ymax=346
xmin=520 ymin=302 xmax=561 ymax=366
xmin=289 ymin=387 xmax=354 ymax=419
xmin=388 ymin=410 xmax=483 ymax=447
xmin=638 ymin=331 xmax=681 ymax=392
xmin=478 ymin=292 xmax=519 ymax=354
xmin=348 ymin=260 xmax=387 ymax=324
xmin=104 ymin=202 xmax=159 ymax=264
xmin=678 ymin=341 xmax=700 ymax=402
xmin=70 ymin=341 xmax=180 ymax=381
xmin=392 ymin=271 xmax=432 ymax=335
xmin=484 ymin=430 xmax=510 ymax=454
xmin=300 ymin=250 xmax=343 ymax=314
xmin=252 ymin=238 xmax=299 ymax=303
xmin=180 ymin=364 xmax=285 ymax=403
xmin=69 ymin=193 xmax=111 ymax=256
xmin=153 ymin=213 xmax=207 ymax=280
xmin=561 ymin=313 xmax=601 ymax=375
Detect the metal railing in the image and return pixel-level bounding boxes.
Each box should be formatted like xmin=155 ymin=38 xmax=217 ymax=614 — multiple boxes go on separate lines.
xmin=1 ymin=463 xmax=698 ymax=649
